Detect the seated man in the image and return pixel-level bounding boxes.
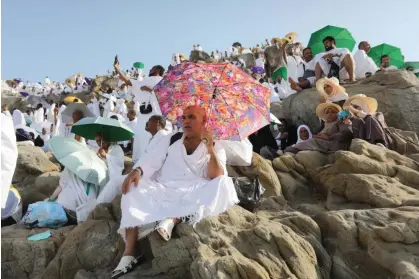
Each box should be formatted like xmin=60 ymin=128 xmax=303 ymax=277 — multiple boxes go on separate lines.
xmin=112 ymin=106 xmax=238 ymax=278
xmin=379 ymin=55 xmax=398 ymax=71
xmin=354 ymin=41 xmax=379 ymax=79
xmin=314 ymin=36 xmax=356 ymax=82
xmin=290 ymin=47 xmax=316 ymax=91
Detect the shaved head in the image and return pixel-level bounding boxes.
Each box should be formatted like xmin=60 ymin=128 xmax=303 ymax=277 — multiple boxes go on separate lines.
xmin=182 ymin=105 xmax=207 ymax=137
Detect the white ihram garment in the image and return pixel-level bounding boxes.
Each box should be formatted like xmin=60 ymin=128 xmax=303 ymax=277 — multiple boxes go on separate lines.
xmin=1 ymin=114 xmax=18 ymax=208
xmin=130 ymin=76 xmax=162 ymax=163
xmin=315 ymin=48 xmax=353 ymax=80
xmin=12 ymin=110 xmax=26 ymax=127
xmin=353 ymin=50 xmax=379 ymax=79
xmin=118 ymin=136 xmax=238 ymax=240
xmin=97 ymin=130 xmax=169 ymax=204
xmin=56 ymin=168 xmax=98 ymax=212
xmin=103 ymin=100 xmax=115 ymax=118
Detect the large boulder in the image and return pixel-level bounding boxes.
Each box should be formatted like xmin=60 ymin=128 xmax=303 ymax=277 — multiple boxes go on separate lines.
xmin=13 ymin=145 xmax=60 ymax=185
xmin=281 ymin=70 xmax=419 ymax=135
xmin=90 ymin=75 xmax=119 ymax=94
xmin=1 ymin=225 xmax=75 ymax=279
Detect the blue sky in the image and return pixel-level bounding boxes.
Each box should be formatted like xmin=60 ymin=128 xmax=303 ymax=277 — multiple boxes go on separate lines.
xmin=2 ymin=0 xmax=419 ymax=82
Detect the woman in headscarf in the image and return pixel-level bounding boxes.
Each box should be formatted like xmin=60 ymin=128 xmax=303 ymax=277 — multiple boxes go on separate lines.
xmin=284 ymin=105 xmax=353 ymax=154
xmin=296 ymin=125 xmax=313 ymax=144
xmin=316 ymin=77 xmax=349 ymax=107
xmin=344 ymin=94 xmax=393 ymax=148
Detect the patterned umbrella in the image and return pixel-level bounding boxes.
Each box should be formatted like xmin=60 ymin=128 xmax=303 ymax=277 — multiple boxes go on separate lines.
xmin=154 ymin=62 xmax=270 ymax=140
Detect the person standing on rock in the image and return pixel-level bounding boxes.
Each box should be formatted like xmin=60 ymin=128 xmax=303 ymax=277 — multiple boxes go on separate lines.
xmin=111 ymin=106 xmax=238 ymax=278
xmin=114 ymin=61 xmax=165 ymax=163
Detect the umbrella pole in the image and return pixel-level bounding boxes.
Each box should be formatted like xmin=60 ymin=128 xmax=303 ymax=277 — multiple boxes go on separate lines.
xmin=202 ymin=91 xmax=216 ymax=144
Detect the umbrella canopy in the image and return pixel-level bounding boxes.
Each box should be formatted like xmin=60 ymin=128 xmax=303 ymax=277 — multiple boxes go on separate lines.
xmin=308 ymin=25 xmax=356 ymax=56
xmin=154 ymin=62 xmax=271 ymax=141
xmin=71 ymin=116 xmax=134 ymax=142
xmin=133 ymin=62 xmax=145 ymax=69
xmin=61 ymin=103 xmax=95 ymax=123
xmin=48 ymin=137 xmax=108 ymax=186
xmin=64 ymin=96 xmax=83 ymax=104
xmin=269 ymin=113 xmax=282 ymax=125
xmin=368 ymin=43 xmax=404 ymax=69
xmin=403 ymin=61 xmax=419 ymax=70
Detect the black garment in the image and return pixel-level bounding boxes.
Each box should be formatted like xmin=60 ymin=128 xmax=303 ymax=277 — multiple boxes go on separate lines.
xmin=248 ymin=125 xmax=278 ymax=154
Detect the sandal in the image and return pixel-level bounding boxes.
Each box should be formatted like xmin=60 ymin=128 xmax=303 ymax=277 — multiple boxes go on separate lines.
xmin=156 ymin=219 xmax=176 ymax=242
xmin=111 ymin=255 xmax=142 ymax=278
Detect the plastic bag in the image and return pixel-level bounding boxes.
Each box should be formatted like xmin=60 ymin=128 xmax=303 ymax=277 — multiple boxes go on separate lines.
xmin=22 ymin=201 xmax=68 ymax=229
xmin=219 ymin=139 xmax=253 ymax=167
xmin=232 ymin=176 xmax=264 ymax=212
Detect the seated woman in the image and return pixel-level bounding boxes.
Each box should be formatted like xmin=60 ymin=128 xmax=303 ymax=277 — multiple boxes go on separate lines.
xmin=284 ymin=104 xmax=353 ymax=154
xmin=296 ymin=125 xmax=313 ymax=144
xmin=248 ymin=124 xmax=279 ymax=160
xmin=316 ymin=77 xmax=349 ymax=107
xmin=343 ymin=94 xmax=393 ymax=149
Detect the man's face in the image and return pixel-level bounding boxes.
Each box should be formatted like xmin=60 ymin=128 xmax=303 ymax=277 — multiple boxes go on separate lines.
xmin=303 ymin=49 xmax=313 ymax=62
xmin=362 ymin=42 xmax=371 ymax=53
xmin=323 ymin=39 xmax=335 ymax=51
xmin=286 ymin=45 xmax=294 ymax=56
xmin=72 ymin=111 xmax=82 ymax=122
xmin=182 ymin=106 xmax=206 ymax=136
xmin=381 ymin=56 xmax=390 ymax=67
xmin=127 ymin=111 xmax=136 ymax=121
xmin=149 ymin=67 xmax=157 ymax=76
xmin=147 ymin=118 xmax=158 ymax=134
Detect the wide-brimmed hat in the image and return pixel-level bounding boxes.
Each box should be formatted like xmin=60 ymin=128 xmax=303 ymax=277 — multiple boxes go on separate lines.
xmin=343 ymin=94 xmax=378 ymax=114
xmin=316 ymin=103 xmax=342 ymax=121
xmin=316 ymin=77 xmax=345 ymax=98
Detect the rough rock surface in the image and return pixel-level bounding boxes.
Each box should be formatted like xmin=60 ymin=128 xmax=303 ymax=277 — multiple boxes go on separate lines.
xmin=1 ymin=225 xmax=75 ymax=279
xmin=13 ymin=145 xmax=60 ymax=185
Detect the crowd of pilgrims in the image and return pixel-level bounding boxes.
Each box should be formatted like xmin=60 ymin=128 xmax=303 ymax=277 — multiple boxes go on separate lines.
xmin=1 ymin=35 xmax=399 ymax=278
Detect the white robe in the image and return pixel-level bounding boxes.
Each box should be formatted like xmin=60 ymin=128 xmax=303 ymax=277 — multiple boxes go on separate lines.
xmin=274 ymin=81 xmax=295 ymax=100
xmin=103 ymin=100 xmax=115 ymax=118
xmin=56 ymin=168 xmax=98 ymax=212
xmin=130 ymin=76 xmax=163 ymax=162
xmin=1 ymin=114 xmax=18 ymax=209
xmin=286 ymin=55 xmax=304 ymax=82
xmin=122 ymin=117 xmax=138 ymax=147
xmin=314 ymin=48 xmax=353 ymax=80
xmin=12 ymin=110 xmax=26 ymax=127
xmin=31 ymin=107 xmax=45 ymax=132
xmin=2 ymin=111 xmax=12 ymax=119
xmin=354 ymin=50 xmax=378 ymax=79
xmin=87 ymin=98 xmax=100 ymax=117
xmin=118 ymin=135 xmax=239 ymax=240
xmin=115 ymin=101 xmax=128 ymax=118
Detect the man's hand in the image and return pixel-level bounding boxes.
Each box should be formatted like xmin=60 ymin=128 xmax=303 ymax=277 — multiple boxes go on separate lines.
xmin=347 ymin=105 xmax=360 ymax=116
xmin=322 ymin=53 xmax=334 ymax=59
xmin=122 ymin=169 xmax=141 ymax=194
xmin=140 ymin=86 xmax=153 ymax=92
xmin=98 ymin=148 xmax=107 ymax=158
xmin=114 ymin=62 xmax=121 ymax=73
xmin=65 ymin=122 xmax=73 ymax=127
xmin=201 ymin=129 xmax=214 ymax=150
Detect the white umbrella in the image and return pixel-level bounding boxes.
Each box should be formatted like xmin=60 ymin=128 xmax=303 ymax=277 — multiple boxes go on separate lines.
xmin=61 ymin=103 xmax=95 ymax=123
xmin=270 ymin=113 xmax=282 ymax=125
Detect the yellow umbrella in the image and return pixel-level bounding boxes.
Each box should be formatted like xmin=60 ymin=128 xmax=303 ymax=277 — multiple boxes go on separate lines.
xmin=284 ymin=32 xmax=298 ymax=43
xmin=64 ymin=96 xmax=83 ymax=104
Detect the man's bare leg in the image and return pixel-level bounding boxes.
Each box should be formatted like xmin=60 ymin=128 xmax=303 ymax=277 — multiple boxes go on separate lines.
xmin=341 ymin=54 xmax=355 ymax=82
xmin=123 ymin=227 xmax=139 ymax=256
xmin=315 ymin=62 xmax=324 ymax=81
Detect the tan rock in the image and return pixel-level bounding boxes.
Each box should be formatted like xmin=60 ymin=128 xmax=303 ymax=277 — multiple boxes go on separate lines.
xmin=1 ymin=224 xmax=74 ymax=279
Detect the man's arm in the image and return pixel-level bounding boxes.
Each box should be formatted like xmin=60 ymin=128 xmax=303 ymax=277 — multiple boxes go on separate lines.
xmin=114 ymin=63 xmax=132 ymax=87
xmin=207 ymin=146 xmax=224 ymax=179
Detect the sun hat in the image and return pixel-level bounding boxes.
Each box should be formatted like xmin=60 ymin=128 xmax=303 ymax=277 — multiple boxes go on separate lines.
xmin=316 ymin=103 xmax=342 ymax=121
xmin=316 ymin=77 xmax=345 ymax=97
xmin=343 ymin=94 xmax=378 ymax=114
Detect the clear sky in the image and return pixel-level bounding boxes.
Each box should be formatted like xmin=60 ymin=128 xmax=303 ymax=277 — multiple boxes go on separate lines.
xmin=2 ymin=0 xmax=418 ymax=82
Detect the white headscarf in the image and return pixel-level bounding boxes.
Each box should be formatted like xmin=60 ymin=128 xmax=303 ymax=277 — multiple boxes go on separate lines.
xmin=351 ymin=99 xmax=371 ymax=114
xmin=296 ymin=125 xmax=313 ymax=143
xmin=12 ymin=110 xmax=26 ymax=127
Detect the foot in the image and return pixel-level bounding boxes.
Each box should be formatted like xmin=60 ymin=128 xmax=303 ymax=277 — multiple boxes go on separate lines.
xmin=288 ymin=78 xmax=303 ymax=92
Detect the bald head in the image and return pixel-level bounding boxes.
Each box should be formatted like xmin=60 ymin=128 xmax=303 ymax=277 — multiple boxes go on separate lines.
xmin=182 ymin=105 xmax=207 ymax=136
xmin=358 ymin=41 xmax=371 ymax=53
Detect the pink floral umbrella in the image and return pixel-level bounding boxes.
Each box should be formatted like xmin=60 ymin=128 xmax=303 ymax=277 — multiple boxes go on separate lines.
xmin=154 ymin=62 xmax=270 ymax=140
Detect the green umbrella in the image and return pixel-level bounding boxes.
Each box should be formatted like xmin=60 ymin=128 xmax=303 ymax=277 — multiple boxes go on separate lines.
xmin=307 ymin=25 xmax=356 ymax=56
xmin=71 ymin=116 xmax=134 ymax=142
xmin=368 ymin=43 xmax=404 ymax=69
xmin=272 ymin=66 xmax=288 ymax=81
xmin=133 ymin=62 xmax=145 ymax=69
xmin=403 ymin=61 xmax=419 ymax=69
xmin=48 ymin=137 xmax=109 ymax=186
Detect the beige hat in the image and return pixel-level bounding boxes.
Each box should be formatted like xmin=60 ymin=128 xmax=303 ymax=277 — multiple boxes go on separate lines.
xmin=316 ymin=103 xmax=342 ymax=121
xmin=316 ymin=77 xmax=345 ymax=98
xmin=343 ymin=94 xmax=378 ymax=114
